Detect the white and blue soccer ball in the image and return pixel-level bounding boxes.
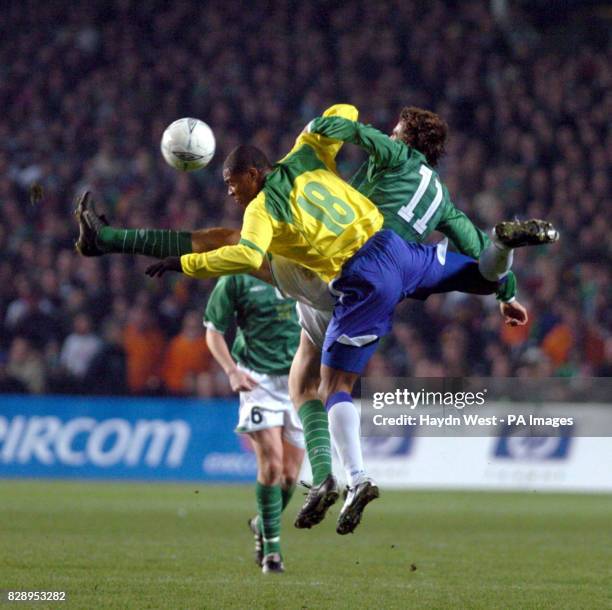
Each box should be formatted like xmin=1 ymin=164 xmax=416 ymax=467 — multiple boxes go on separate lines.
xmin=161 ymin=117 xmax=216 ymax=171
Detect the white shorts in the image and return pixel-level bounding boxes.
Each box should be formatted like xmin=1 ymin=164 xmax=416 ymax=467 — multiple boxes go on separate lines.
xmin=236 ymin=367 xmax=304 ymax=448
xmin=269 ymin=255 xmax=335 ymax=311
xmin=296 ymin=302 xmax=332 ymax=350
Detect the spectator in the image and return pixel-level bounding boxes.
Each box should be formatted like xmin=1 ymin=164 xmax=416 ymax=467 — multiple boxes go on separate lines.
xmin=0 ymin=352 xmax=27 ymax=393
xmin=122 ymin=304 xmax=166 ymax=394
xmin=162 ymin=310 xmax=213 ymax=394
xmin=6 ymin=337 xmax=46 ymax=394
xmin=59 ymin=312 xmax=103 ymax=383
xmin=0 ymin=1 xmax=608 ymax=394
xmin=82 ymin=318 xmax=128 ymax=395
xmin=195 ymin=365 xmax=232 ymax=398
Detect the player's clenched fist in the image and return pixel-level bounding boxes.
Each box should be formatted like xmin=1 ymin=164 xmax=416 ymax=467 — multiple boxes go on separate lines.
xmin=500 ymin=300 xmax=528 ymax=326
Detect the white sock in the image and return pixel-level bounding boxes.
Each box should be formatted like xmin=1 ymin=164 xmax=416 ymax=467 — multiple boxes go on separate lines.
xmin=327 ymin=398 xmax=365 ymax=487
xmin=478 ymin=231 xmax=514 ymax=281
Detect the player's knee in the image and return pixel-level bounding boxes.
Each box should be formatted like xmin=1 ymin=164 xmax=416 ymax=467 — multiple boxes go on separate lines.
xmin=281 ymin=453 xmax=302 ymax=487
xmin=259 ymin=455 xmax=283 ymax=485
xmin=318 ymin=372 xmax=355 ymax=404
xmin=281 ymin=471 xmax=298 ymax=490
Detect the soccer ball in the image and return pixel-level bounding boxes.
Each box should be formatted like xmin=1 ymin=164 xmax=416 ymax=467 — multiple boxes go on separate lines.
xmin=160 ymin=118 xmax=216 ymax=171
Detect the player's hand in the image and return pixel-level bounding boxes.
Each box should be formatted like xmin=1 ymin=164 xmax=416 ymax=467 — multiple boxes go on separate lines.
xmin=228 ymin=369 xmax=258 ymax=392
xmin=500 ymin=300 xmax=528 ymax=326
xmin=145 ymin=256 xmax=182 ymax=278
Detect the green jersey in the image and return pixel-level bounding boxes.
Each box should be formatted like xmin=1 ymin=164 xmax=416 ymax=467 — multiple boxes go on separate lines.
xmin=204 ymin=274 xmax=300 ymax=375
xmin=308 ymin=116 xmax=516 ymax=302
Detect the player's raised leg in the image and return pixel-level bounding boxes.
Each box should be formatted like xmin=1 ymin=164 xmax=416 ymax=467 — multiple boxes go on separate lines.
xmin=479 ymin=219 xmax=559 ymax=281
xmin=74 ymin=190 xmax=191 ymax=257
xmin=74 ymin=189 xmax=240 ymax=258
xmin=74 ymin=191 xmax=110 ymax=256
xmin=420 ymin=224 xmax=558 ymax=307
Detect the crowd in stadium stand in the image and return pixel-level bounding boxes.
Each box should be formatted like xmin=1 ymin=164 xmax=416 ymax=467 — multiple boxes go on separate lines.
xmin=1 ymin=0 xmax=610 ymax=395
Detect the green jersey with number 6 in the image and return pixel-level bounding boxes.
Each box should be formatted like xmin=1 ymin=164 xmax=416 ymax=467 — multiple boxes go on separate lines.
xmin=308 ymin=115 xmax=516 ymax=301
xmin=204 ymin=274 xmax=300 ymax=375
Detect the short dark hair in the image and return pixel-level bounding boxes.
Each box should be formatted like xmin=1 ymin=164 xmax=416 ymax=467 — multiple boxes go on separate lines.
xmin=223 ymin=145 xmax=271 ymax=174
xmin=399 ymin=107 xmax=448 ymax=166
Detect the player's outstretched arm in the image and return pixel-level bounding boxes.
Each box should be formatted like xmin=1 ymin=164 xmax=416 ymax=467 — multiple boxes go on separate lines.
xmin=280 ymin=104 xmax=358 ymax=170
xmin=436 ymin=202 xmax=491 ymax=260
xmin=194 ymin=227 xmax=274 ymax=284
xmin=147 ymin=194 xmax=273 ymax=280
xmin=143 ymin=229 xmax=274 ymax=282
xmin=144 ymin=241 xmax=266 ymax=279
xmin=307 ymin=114 xmax=403 ymax=169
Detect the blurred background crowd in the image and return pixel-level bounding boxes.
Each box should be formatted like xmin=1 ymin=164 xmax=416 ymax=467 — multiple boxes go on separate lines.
xmin=0 ymin=0 xmax=610 ymax=396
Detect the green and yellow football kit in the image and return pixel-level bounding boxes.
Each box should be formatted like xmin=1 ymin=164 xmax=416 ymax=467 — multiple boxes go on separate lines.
xmin=180 ymin=105 xmax=383 ymax=283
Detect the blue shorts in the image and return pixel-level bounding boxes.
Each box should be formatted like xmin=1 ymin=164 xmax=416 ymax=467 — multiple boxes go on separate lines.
xmin=322 ymin=231 xmax=499 ymax=374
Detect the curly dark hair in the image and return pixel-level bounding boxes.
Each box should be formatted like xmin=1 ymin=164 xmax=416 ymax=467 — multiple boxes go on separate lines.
xmin=398 ymin=107 xmax=448 ymax=166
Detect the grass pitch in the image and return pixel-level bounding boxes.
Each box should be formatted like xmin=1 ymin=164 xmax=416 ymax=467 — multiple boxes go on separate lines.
xmin=1 ymin=482 xmax=611 ymax=609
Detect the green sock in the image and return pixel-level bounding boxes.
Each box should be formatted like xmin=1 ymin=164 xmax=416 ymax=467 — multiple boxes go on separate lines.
xmin=256 ymin=484 xmax=295 ymax=537
xmin=255 ymin=482 xmax=282 ymax=556
xmin=281 ymin=484 xmax=296 ymax=510
xmin=298 ymin=400 xmax=332 ymax=485
xmin=97 ymin=227 xmax=193 ymax=258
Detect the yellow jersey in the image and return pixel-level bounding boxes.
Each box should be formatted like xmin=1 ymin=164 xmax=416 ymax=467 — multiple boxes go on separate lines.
xmin=181 ymin=104 xmax=383 ymax=283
